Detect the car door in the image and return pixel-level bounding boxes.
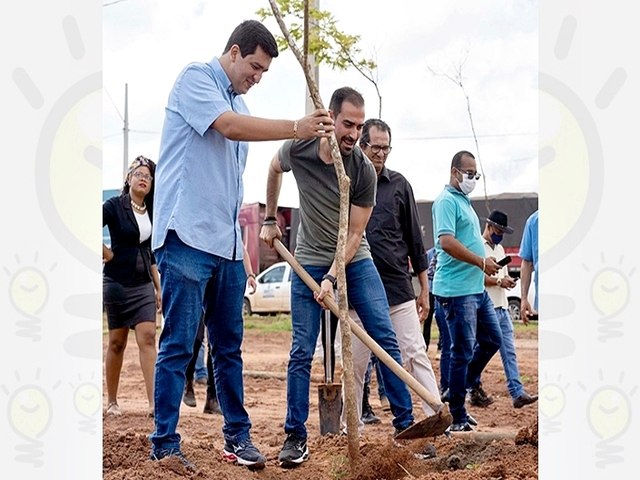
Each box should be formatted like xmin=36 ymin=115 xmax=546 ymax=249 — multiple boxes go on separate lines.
xmin=255 ymin=264 xmax=287 ymax=313
xmin=277 ymin=265 xmax=292 ymax=312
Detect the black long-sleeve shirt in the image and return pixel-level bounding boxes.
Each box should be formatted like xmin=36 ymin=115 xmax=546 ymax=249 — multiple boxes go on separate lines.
xmin=366 ymin=167 xmax=429 ymax=306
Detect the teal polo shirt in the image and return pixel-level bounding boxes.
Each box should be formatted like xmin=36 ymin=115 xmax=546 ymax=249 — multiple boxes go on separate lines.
xmin=431 ymin=185 xmax=485 ymax=297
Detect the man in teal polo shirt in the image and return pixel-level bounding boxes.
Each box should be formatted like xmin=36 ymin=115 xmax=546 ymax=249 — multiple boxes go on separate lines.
xmin=431 ymin=150 xmax=503 ymax=431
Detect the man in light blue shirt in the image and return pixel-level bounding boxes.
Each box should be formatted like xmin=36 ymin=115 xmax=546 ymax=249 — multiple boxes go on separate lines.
xmin=149 ymin=20 xmax=334 ymax=472
xmin=432 ymin=150 xmax=503 ymax=432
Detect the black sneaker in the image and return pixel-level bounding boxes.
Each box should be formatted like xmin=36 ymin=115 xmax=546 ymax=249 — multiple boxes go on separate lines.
xmin=449 ymin=421 xmax=474 ymax=432
xmin=150 ymin=448 xmax=196 ymax=471
xmin=468 ymin=384 xmax=494 ymax=407
xmin=361 ymin=406 xmax=381 ymax=425
xmin=278 ymin=433 xmax=309 ymax=468
xmin=222 ymin=438 xmax=266 ymax=470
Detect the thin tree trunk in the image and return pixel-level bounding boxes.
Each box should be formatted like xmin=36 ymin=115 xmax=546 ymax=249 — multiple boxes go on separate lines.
xmin=268 ymin=0 xmax=360 ymax=467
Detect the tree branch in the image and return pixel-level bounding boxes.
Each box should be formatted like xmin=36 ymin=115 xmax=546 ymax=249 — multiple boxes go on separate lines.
xmin=427 ymin=54 xmax=490 ymax=213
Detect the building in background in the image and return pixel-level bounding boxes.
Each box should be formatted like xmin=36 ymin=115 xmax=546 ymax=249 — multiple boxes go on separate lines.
xmin=102 ymin=191 xmax=537 ymax=276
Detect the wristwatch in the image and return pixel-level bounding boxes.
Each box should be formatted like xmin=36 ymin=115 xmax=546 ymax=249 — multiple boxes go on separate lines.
xmin=496 ymin=277 xmax=502 ymax=287
xmin=322 ymin=273 xmax=337 ymax=288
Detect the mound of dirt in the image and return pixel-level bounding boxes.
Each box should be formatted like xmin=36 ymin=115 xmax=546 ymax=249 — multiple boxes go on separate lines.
xmin=103 ymin=324 xmax=538 ymax=479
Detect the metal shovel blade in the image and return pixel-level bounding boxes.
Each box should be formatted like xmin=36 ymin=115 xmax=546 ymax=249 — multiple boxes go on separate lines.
xmin=318 ymin=383 xmax=342 ymax=435
xmin=318 ymin=309 xmax=342 ymax=435
xmin=394 ymin=404 xmax=453 ymax=440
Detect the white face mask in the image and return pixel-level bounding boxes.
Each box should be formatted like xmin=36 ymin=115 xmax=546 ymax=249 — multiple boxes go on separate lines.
xmin=458 ymin=173 xmax=476 ymax=195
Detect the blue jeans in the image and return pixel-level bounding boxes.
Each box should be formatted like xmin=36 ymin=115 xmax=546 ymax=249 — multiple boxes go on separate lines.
xmin=286 ymin=258 xmax=414 ymax=438
xmin=435 ymin=291 xmax=502 ymax=424
xmin=195 ymin=342 xmax=207 ymax=379
xmin=433 ymin=297 xmax=451 ymax=393
xmin=470 ymin=307 xmax=524 ymax=399
xmin=364 ymin=354 xmax=387 ymax=400
xmin=150 ymin=231 xmax=251 ymax=453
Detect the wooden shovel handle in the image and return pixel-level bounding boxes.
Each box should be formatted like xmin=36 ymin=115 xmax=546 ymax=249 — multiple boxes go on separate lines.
xmin=273 ymin=239 xmax=444 ymax=412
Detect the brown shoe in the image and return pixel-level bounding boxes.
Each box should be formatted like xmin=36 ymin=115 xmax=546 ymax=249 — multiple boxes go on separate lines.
xmin=203 ymin=396 xmax=222 ymax=415
xmin=513 ymin=391 xmax=538 ymax=409
xmin=183 ymin=381 xmax=197 ymax=408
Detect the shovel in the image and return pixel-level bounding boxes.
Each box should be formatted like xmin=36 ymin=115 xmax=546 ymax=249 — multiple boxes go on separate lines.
xmin=318 ymin=308 xmax=342 ymax=435
xmin=274 ymin=239 xmax=452 ymax=439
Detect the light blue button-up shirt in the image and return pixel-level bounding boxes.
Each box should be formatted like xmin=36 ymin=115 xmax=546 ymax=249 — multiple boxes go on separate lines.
xmin=432 ymin=185 xmax=485 ymax=297
xmin=152 ymin=57 xmax=250 ymax=260
xmin=518 ymin=210 xmax=538 ymax=309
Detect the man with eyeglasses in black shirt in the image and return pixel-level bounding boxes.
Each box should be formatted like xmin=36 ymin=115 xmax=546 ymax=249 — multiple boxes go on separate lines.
xmin=357 ymin=118 xmax=441 ymax=458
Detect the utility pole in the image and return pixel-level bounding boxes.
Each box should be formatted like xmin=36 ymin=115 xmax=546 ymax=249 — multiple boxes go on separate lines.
xmin=123 ymin=83 xmax=129 ymax=179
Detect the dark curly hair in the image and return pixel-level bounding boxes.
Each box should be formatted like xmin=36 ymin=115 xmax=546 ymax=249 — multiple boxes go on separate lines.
xmin=122 ymin=155 xmax=156 ymax=212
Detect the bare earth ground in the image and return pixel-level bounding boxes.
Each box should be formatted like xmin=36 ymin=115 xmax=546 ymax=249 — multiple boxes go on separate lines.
xmin=103 ymin=317 xmax=538 ymax=480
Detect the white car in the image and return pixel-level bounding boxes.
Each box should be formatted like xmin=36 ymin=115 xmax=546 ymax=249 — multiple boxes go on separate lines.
xmin=507 ymin=276 xmax=537 ymax=322
xmin=243 ymin=261 xmax=292 ymax=315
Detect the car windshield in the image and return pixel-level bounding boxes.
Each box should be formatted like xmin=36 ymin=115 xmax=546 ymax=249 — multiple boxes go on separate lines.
xmin=261 ymin=266 xmax=285 ymax=284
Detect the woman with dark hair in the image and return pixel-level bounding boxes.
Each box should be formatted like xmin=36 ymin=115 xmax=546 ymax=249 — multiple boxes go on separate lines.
xmin=103 ymin=155 xmax=161 ymax=417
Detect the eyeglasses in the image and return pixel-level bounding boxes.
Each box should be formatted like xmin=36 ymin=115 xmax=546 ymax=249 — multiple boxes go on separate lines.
xmin=132 ymin=171 xmax=153 ymax=182
xmin=364 ymin=142 xmax=392 ymax=155
xmin=456 ymin=168 xmax=481 ymax=180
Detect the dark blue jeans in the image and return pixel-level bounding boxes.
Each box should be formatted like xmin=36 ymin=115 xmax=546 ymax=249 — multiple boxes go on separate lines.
xmin=150 ymin=231 xmax=252 ymax=454
xmin=433 ymin=297 xmax=451 ymax=393
xmin=469 ymin=307 xmax=524 ymax=399
xmin=285 ymin=258 xmax=414 ymax=438
xmin=435 ymin=291 xmax=502 ymax=424
xmin=364 ymin=354 xmax=386 ymax=400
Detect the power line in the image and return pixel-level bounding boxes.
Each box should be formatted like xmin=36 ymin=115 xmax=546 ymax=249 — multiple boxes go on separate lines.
xmin=399 ymin=132 xmax=536 ymax=141
xmin=130 ymin=129 xmax=161 ymax=135
xmin=103 ymin=132 xmax=122 ymax=139
xmin=103 ymin=86 xmax=124 ymax=121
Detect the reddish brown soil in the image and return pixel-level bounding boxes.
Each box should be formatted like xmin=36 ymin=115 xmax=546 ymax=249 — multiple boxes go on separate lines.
xmin=103 ymin=319 xmax=538 ymax=479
